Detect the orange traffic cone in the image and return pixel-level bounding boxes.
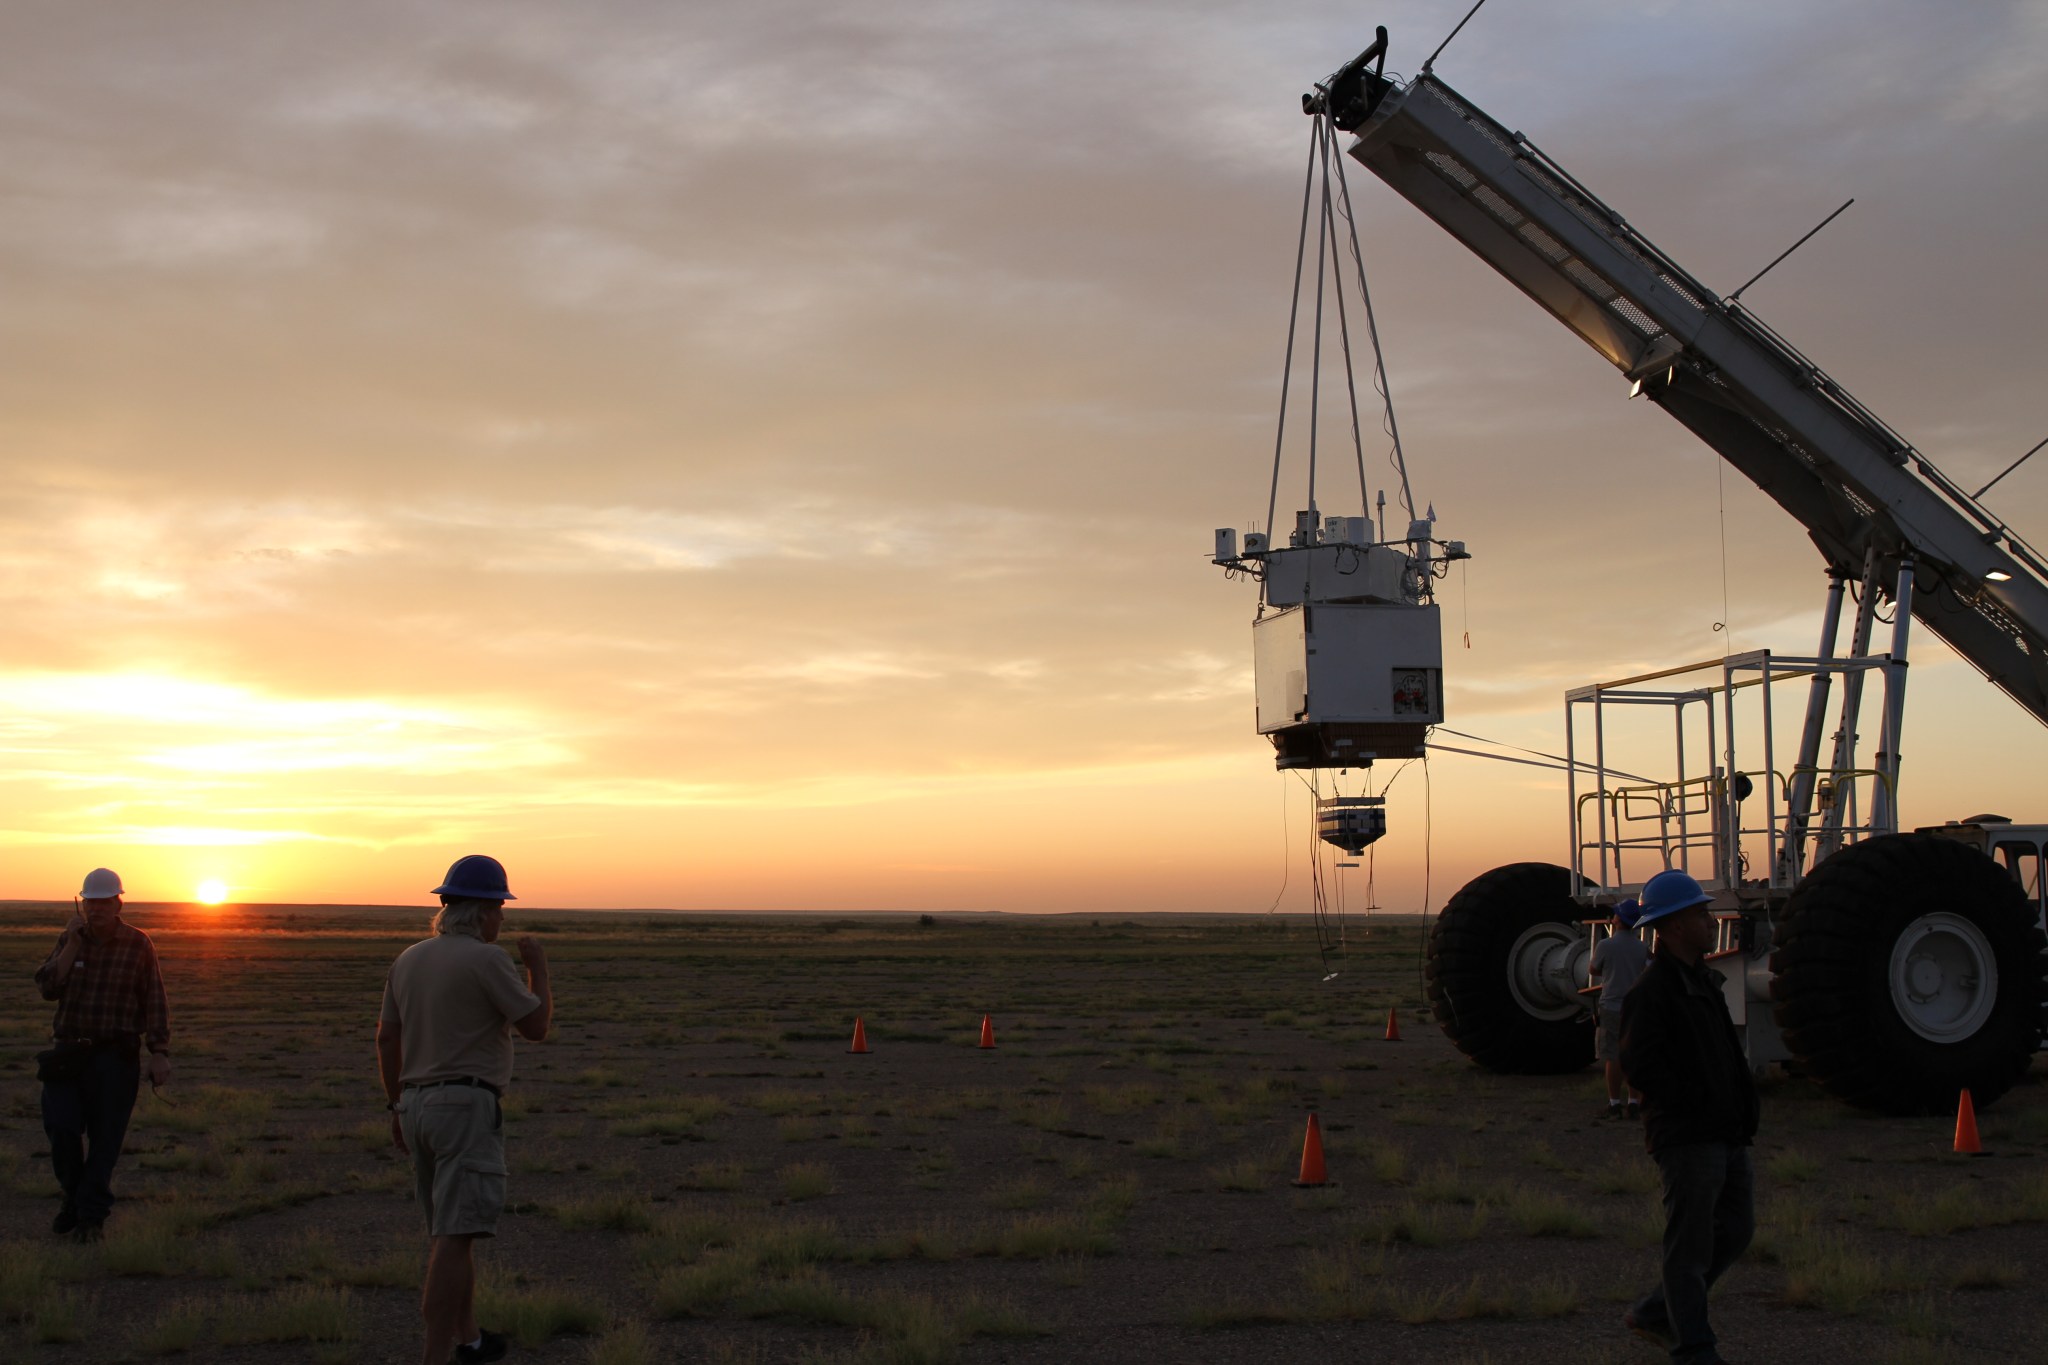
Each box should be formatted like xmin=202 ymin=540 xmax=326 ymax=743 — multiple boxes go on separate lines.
xmin=978 ymin=1015 xmax=996 ymax=1050
xmin=847 ymin=1018 xmax=870 ymax=1054
xmin=1954 ymin=1089 xmax=1983 ymax=1155
xmin=1384 ymin=1006 xmax=1402 ymax=1042
xmin=1292 ymin=1113 xmax=1329 ymax=1187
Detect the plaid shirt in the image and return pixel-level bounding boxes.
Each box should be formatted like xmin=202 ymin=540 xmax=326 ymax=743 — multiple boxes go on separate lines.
xmin=35 ymin=920 xmax=171 ymax=1053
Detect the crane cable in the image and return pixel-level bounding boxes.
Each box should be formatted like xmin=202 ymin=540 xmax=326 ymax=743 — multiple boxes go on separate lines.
xmin=1328 ymin=110 xmax=1417 ymax=523
xmin=1267 ymin=109 xmax=1416 ymax=543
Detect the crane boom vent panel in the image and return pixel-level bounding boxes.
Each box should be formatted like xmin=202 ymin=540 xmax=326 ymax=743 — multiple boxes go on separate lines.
xmin=1338 ymin=62 xmax=2048 ymax=724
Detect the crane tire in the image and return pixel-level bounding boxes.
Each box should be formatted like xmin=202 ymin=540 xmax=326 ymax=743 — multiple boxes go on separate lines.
xmin=1770 ymin=833 xmax=2048 ymax=1115
xmin=1426 ymin=861 xmax=1594 ymax=1074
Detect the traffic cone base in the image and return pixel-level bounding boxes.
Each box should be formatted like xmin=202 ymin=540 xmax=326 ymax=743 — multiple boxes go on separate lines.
xmin=978 ymin=1015 xmax=996 ymax=1050
xmin=1292 ymin=1113 xmax=1329 ymax=1187
xmin=1383 ymin=1006 xmax=1402 ymax=1042
xmin=1954 ymin=1089 xmax=1983 ymax=1155
xmin=847 ymin=1018 xmax=870 ymax=1054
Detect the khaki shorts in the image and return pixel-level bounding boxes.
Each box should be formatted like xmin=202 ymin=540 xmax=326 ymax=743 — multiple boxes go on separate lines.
xmin=1596 ymin=1010 xmax=1625 ymax=1063
xmin=398 ymin=1085 xmax=507 ymax=1238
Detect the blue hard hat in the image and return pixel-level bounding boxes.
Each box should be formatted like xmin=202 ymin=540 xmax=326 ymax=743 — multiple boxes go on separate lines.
xmin=433 ymin=854 xmax=516 ymax=901
xmin=1632 ymin=869 xmax=1710 ymax=926
xmin=1613 ymin=899 xmax=1642 ymax=930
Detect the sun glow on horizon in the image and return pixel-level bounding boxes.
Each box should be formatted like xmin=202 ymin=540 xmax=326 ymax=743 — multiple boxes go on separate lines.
xmin=195 ymin=879 xmax=228 ymax=905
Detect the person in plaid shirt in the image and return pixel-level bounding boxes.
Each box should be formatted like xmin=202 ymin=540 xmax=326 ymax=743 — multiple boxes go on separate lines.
xmin=33 ymin=868 xmax=171 ymax=1241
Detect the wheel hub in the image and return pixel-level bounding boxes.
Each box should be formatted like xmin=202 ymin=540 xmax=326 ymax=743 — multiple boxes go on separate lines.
xmin=1888 ymin=912 xmax=1998 ymax=1044
xmin=1507 ymin=922 xmax=1590 ymax=1021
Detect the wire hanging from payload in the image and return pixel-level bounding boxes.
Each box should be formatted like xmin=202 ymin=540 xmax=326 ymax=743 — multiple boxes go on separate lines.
xmin=1301 ymin=771 xmax=1339 ymax=979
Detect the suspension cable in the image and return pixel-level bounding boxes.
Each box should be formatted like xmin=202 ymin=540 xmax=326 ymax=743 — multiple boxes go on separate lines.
xmin=1306 ymin=118 xmax=1332 ymax=527
xmin=1270 ymin=111 xmax=1415 ymax=537
xmin=1330 ymin=121 xmax=1416 ymax=522
xmin=1318 ymin=118 xmax=1374 ymax=519
xmin=1266 ymin=129 xmax=1323 ymax=540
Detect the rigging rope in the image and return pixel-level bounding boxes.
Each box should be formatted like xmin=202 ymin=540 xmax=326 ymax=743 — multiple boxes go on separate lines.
xmin=1266 ymin=131 xmax=1323 ymax=541
xmin=1307 ymin=118 xmax=1332 ymax=524
xmin=1329 ymin=117 xmax=1417 ymax=522
xmin=1266 ymin=110 xmax=1416 ymax=542
xmin=1318 ymin=120 xmax=1374 ymax=521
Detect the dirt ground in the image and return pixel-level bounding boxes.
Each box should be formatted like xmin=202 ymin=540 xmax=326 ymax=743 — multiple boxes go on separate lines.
xmin=1 ymin=905 xmax=2043 ymax=1364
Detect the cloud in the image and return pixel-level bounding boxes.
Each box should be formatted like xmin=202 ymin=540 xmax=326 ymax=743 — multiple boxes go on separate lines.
xmin=0 ymin=2 xmax=2043 ymax=907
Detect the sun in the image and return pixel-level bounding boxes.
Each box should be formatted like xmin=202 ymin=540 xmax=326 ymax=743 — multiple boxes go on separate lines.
xmin=195 ymin=879 xmax=229 ymax=906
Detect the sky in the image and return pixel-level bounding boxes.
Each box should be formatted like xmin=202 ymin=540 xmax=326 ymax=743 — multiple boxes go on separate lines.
xmin=3 ymin=0 xmax=2047 ymax=912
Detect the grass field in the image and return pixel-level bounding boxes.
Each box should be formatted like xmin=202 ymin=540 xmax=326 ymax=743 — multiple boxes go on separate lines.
xmin=1 ymin=904 xmax=2043 ymax=1363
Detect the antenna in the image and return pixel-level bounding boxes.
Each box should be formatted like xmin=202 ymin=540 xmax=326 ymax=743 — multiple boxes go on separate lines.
xmin=1973 ymin=435 xmax=2048 ymax=501
xmin=1727 ymin=198 xmax=1854 ymax=304
xmin=1422 ymin=0 xmax=1493 ymax=75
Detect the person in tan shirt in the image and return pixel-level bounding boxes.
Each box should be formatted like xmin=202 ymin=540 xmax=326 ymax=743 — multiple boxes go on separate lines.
xmin=377 ymin=855 xmax=551 ymax=1365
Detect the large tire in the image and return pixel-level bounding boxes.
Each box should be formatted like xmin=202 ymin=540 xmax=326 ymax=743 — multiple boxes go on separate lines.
xmin=1771 ymin=833 xmax=2048 ymax=1115
xmin=1426 ymin=862 xmax=1594 ymax=1073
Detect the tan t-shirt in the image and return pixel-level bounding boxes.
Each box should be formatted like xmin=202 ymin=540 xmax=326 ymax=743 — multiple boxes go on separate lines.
xmin=378 ymin=932 xmax=540 ymax=1090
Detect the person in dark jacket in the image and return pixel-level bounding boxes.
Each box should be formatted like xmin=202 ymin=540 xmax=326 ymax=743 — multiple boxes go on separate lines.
xmin=1617 ymin=868 xmax=1758 ymax=1365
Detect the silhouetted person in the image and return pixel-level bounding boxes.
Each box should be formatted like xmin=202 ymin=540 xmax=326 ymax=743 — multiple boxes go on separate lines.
xmin=1591 ymin=902 xmax=1650 ymax=1118
xmin=34 ymin=868 xmax=172 ymax=1241
xmin=1619 ymin=869 xmax=1758 ymax=1365
xmin=377 ymin=855 xmax=551 ymax=1365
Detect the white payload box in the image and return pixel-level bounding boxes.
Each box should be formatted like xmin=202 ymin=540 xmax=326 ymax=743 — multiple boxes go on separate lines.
xmin=1253 ymin=601 xmax=1443 ymax=767
xmin=1216 ymin=510 xmax=1464 ymax=770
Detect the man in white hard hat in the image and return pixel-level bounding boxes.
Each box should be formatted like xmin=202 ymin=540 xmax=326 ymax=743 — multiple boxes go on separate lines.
xmin=377 ymin=855 xmax=551 ymax=1365
xmin=33 ymin=868 xmax=172 ymax=1241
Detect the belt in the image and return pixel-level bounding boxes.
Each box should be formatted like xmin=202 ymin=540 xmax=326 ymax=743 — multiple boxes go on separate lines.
xmin=404 ymin=1076 xmax=502 ymax=1097
xmin=55 ymin=1035 xmax=138 ymax=1049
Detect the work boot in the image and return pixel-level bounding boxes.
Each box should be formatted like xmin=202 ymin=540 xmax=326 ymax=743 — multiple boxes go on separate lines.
xmin=51 ymin=1205 xmax=77 ymax=1236
xmin=452 ymin=1328 xmax=508 ymax=1364
xmin=1623 ymin=1306 xmax=1675 ymax=1349
xmin=70 ymin=1219 xmax=103 ymax=1244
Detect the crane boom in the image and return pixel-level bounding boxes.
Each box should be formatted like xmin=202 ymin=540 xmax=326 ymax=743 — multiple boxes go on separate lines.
xmin=1314 ymin=54 xmax=2048 ymax=726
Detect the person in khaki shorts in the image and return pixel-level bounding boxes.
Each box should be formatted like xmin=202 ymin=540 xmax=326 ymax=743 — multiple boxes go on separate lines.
xmin=377 ymin=855 xmax=551 ymax=1365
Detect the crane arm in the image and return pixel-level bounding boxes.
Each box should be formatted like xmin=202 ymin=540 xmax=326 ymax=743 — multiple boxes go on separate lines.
xmin=1314 ymin=57 xmax=2048 ymax=726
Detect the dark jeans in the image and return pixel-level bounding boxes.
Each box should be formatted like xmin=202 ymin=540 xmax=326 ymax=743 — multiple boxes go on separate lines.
xmin=1633 ymin=1141 xmax=1754 ymax=1363
xmin=41 ymin=1046 xmax=141 ymax=1223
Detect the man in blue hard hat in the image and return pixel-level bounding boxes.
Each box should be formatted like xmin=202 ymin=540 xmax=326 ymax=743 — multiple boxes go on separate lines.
xmin=377 ymin=855 xmax=553 ymax=1365
xmin=1617 ymin=868 xmax=1758 ymax=1365
xmin=33 ymin=868 xmax=173 ymax=1241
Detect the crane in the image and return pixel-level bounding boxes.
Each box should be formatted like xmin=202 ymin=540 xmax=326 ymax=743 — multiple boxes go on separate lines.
xmin=1294 ymin=27 xmax=2048 ymax=1114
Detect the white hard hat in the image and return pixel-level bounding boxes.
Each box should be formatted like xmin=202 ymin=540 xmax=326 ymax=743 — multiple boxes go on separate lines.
xmin=79 ymin=868 xmax=125 ymax=899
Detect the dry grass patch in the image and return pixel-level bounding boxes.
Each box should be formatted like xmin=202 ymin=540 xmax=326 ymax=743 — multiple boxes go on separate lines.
xmin=1082 ymin=1083 xmax=1161 ymax=1116
xmin=215 ymin=1284 xmax=357 ymax=1346
xmin=975 ymin=1212 xmax=1115 ymax=1259
xmin=778 ymin=1162 xmax=834 ymax=1202
xmin=1504 ymin=1189 xmax=1600 ymax=1239
xmin=134 ymin=1295 xmax=211 ymax=1355
xmin=478 ymin=1281 xmax=606 ymax=1345
xmin=681 ymin=1160 xmax=746 ymax=1192
xmin=1778 ymin=1230 xmax=1909 ymax=1314
xmin=552 ymin=1193 xmax=658 ymax=1233
xmin=1357 ymin=1200 xmax=1489 ymax=1248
